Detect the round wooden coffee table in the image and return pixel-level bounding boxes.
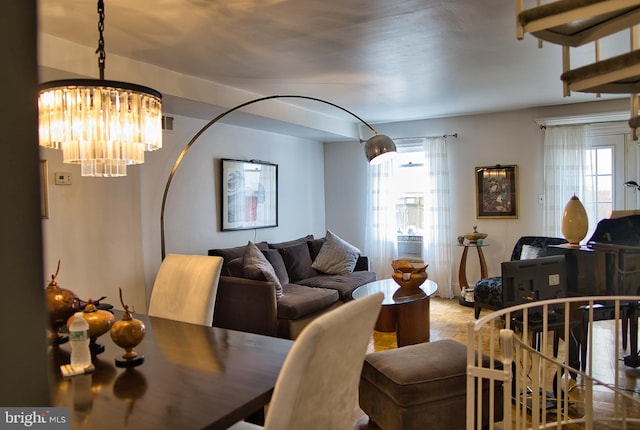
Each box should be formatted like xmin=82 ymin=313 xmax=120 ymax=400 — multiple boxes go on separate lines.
xmin=352 ymin=278 xmax=438 ymax=347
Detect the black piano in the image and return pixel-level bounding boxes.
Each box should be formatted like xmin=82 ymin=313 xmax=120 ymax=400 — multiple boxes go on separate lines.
xmin=548 ymin=214 xmax=640 ymax=367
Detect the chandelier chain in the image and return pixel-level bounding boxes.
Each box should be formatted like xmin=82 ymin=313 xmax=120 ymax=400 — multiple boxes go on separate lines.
xmin=96 ymin=0 xmax=106 ymax=80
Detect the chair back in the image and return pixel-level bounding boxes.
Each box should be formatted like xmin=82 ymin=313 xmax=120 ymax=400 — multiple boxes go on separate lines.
xmin=510 ymin=236 xmax=568 ymax=261
xmin=264 ymin=292 xmax=383 ymax=430
xmin=148 ymin=254 xmax=223 ymax=326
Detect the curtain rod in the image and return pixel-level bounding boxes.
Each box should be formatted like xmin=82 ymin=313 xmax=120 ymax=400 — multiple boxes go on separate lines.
xmin=392 ymin=133 xmax=458 ymax=140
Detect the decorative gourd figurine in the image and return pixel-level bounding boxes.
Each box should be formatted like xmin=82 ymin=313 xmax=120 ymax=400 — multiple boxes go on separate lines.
xmin=44 ymin=260 xmax=79 ymax=344
xmin=391 ymin=259 xmax=428 ymax=290
xmin=68 ymin=297 xmax=115 ymax=355
xmin=110 ymin=288 xmax=146 ymax=367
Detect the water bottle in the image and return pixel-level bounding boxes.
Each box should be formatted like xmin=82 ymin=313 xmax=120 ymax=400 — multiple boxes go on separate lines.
xmin=69 ymin=312 xmax=91 ymax=369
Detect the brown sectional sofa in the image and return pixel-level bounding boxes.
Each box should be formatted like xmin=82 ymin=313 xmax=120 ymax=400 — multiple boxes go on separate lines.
xmin=208 ymin=235 xmax=377 ymax=339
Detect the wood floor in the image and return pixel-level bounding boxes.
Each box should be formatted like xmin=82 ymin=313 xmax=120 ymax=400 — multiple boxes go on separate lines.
xmin=352 ymin=296 xmax=640 ymax=429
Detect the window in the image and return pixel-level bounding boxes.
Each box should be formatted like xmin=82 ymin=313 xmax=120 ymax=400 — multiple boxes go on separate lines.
xmin=366 ymin=135 xmax=454 ymax=297
xmin=394 ymin=143 xmax=426 ymax=259
xmin=585 ymin=127 xmax=632 ymax=221
xmin=584 ymin=146 xmax=613 ymax=222
xmin=395 ymin=144 xmax=425 ymax=236
xmin=543 ymin=123 xmax=634 ymax=240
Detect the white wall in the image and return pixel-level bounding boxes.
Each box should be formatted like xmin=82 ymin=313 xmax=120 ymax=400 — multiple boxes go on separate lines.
xmin=141 ymin=115 xmax=327 ymax=304
xmin=42 ymin=114 xmax=326 ymax=313
xmin=41 ymin=148 xmax=146 ymax=312
xmin=324 ymin=98 xmax=632 ymax=293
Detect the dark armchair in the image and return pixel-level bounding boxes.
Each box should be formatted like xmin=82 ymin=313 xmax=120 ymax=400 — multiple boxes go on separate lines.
xmin=473 ymin=236 xmax=568 ymax=318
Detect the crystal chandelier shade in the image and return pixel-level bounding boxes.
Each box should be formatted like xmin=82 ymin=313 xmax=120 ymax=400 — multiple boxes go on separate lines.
xmin=39 ymin=80 xmax=162 ymax=177
xmin=38 ymin=0 xmax=162 ymax=178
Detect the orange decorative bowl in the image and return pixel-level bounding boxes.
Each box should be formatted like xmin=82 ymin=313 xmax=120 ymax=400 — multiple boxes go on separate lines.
xmin=391 ymin=260 xmax=428 ymax=290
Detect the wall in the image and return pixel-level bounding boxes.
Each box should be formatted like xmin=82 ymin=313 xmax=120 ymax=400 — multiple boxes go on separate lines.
xmin=141 ymin=115 xmax=327 ymax=305
xmin=40 ymin=91 xmax=634 ymax=309
xmin=324 ymin=98 xmax=633 ymax=292
xmin=1 ymin=0 xmax=51 ymax=405
xmin=42 ymin=114 xmax=327 ymax=313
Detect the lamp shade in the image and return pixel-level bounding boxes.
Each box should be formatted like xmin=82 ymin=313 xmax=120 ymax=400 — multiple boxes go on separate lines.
xmin=38 ymin=79 xmax=163 ymax=177
xmin=365 ymin=134 xmax=397 ymax=164
xmin=37 ymin=0 xmax=163 ymax=178
xmin=561 ymin=194 xmax=588 ymax=245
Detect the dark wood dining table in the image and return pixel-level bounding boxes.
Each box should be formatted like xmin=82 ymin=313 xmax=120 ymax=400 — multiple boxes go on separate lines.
xmin=49 ymin=310 xmax=293 ymax=429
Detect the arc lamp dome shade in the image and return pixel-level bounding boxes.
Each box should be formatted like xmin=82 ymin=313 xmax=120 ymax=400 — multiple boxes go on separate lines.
xmin=365 ymin=134 xmax=397 ymax=164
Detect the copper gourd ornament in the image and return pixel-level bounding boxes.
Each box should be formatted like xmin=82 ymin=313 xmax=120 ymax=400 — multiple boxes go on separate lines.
xmin=110 ymin=288 xmax=145 ymax=367
xmin=68 ymin=297 xmax=115 ymax=355
xmin=44 ymin=260 xmax=79 ymax=343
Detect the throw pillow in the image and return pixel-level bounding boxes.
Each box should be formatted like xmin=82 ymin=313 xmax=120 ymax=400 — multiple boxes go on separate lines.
xmin=307 ymin=237 xmax=327 ymax=260
xmin=208 ymin=241 xmax=268 ymax=275
xmin=312 ymin=230 xmax=361 ymax=275
xmin=520 ymin=244 xmax=544 ymax=260
xmin=278 ymin=241 xmax=319 ymax=282
xmin=261 ymin=248 xmax=290 ymax=285
xmin=243 ymin=241 xmax=283 ymax=298
xmin=226 ymin=257 xmax=244 ymax=278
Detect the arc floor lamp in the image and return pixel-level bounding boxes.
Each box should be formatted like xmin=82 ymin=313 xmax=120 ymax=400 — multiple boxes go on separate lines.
xmin=160 ymin=94 xmax=396 ymax=259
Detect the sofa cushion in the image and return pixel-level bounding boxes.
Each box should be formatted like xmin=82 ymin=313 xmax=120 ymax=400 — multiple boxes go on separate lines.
xmin=307 ymin=237 xmax=326 ymax=261
xmin=312 ymin=230 xmax=361 ymax=275
xmin=209 ymin=241 xmax=268 ymax=275
xmin=243 ymin=242 xmax=283 ymax=298
xmin=262 ymin=248 xmax=290 ymax=285
xmin=268 ymin=235 xmax=314 ymax=249
xmin=297 ymin=271 xmax=377 ymax=301
xmin=227 ymin=257 xmax=244 ymax=278
xmin=278 ymin=241 xmax=319 ymax=282
xmin=277 ymin=284 xmax=339 ymax=320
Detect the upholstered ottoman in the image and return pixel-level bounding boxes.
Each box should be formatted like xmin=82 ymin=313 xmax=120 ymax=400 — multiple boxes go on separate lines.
xmin=359 ymin=339 xmax=503 ymax=430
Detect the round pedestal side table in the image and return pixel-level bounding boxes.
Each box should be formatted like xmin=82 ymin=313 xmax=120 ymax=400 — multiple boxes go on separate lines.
xmin=457 ymin=243 xmax=488 ymax=307
xmin=352 ymin=279 xmax=438 ymax=347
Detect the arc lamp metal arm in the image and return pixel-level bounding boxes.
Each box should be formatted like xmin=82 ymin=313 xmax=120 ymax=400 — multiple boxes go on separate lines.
xmin=160 ymin=94 xmax=395 ymax=260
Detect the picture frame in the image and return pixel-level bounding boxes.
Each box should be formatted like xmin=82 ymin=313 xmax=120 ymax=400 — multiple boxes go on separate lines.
xmin=475 ymin=164 xmax=518 ymax=219
xmin=221 ymin=158 xmax=278 ymax=231
xmin=40 ymin=160 xmax=49 ymax=219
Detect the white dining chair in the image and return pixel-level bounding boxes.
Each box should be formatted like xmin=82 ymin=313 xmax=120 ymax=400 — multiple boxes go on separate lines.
xmin=148 ymin=253 xmax=223 ymax=326
xmin=229 ymin=291 xmax=383 ymax=429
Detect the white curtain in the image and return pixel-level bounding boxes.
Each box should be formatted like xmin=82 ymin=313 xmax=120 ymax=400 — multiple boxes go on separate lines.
xmin=543 ymin=125 xmax=597 ymax=240
xmin=364 ymin=137 xmax=454 ymax=298
xmin=364 ymin=156 xmax=398 ymax=280
xmin=420 ymin=137 xmax=454 ymax=298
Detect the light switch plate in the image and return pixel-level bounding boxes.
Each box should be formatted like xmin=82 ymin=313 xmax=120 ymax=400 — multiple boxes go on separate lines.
xmin=55 ymin=172 xmax=72 ymax=185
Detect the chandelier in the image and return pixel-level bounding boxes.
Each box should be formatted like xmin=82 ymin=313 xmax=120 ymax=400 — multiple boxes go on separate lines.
xmin=38 ymin=0 xmax=162 ymax=177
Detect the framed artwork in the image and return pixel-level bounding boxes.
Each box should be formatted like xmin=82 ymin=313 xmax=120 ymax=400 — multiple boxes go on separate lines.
xmin=40 ymin=160 xmax=49 ymax=219
xmin=221 ymin=158 xmax=278 ymax=231
xmin=475 ymin=164 xmax=518 ymax=219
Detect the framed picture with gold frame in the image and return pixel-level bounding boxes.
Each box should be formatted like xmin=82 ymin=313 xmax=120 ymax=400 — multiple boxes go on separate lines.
xmin=475 ymin=164 xmax=518 ymax=219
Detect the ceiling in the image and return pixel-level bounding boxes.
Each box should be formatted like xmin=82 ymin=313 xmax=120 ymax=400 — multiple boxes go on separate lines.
xmin=37 ymin=0 xmax=627 ymax=134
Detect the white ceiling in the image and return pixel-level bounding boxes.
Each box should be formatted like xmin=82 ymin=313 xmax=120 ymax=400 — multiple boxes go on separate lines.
xmin=37 ymin=0 xmax=628 ymax=133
